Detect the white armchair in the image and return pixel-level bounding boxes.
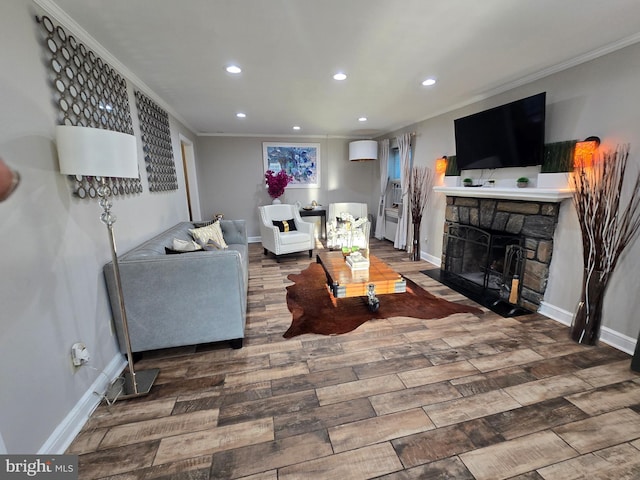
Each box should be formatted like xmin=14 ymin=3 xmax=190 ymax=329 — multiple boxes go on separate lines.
xmin=259 ymin=204 xmax=315 ymax=260
xmin=327 ymin=202 xmax=370 ymax=252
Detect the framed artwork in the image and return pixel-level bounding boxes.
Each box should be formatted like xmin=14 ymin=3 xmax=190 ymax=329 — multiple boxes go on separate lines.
xmin=263 ymin=142 xmax=320 ymax=188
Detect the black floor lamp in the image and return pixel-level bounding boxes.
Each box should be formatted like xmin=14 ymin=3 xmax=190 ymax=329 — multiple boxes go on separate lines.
xmin=56 ymin=125 xmax=159 ymax=399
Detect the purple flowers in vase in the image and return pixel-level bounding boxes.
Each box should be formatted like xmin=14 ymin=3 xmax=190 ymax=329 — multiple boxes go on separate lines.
xmin=265 ymin=169 xmax=292 ymax=200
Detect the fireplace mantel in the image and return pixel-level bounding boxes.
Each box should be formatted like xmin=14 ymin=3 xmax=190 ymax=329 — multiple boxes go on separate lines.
xmin=433 ymin=186 xmax=573 ymax=202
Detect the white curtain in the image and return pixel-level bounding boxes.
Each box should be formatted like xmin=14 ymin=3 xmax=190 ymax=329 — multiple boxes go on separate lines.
xmin=375 ymin=139 xmax=389 ymax=240
xmin=394 ymin=133 xmax=412 ymax=250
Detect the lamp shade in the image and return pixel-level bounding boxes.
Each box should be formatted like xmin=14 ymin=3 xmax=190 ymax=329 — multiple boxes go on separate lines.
xmin=349 ymin=140 xmax=378 ymax=161
xmin=56 ymin=125 xmax=139 ymax=178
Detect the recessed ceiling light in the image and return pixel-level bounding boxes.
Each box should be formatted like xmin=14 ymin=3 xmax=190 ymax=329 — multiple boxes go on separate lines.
xmin=236 ymin=112 xmax=246 ymax=118
xmin=422 ymin=78 xmax=436 ymax=86
xmin=333 ymin=72 xmax=347 ymax=81
xmin=226 ymin=65 xmax=242 ymax=74
xmin=293 ymin=126 xmax=301 ymax=130
xmin=358 ymin=117 xmax=367 ymax=122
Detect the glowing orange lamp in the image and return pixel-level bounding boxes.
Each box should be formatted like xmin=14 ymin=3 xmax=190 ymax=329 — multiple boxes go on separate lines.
xmin=435 ymin=156 xmax=447 ymax=174
xmin=573 ymin=136 xmax=600 ymax=169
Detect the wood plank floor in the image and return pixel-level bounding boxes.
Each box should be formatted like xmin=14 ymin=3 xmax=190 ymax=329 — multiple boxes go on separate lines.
xmin=67 ymin=239 xmax=640 ymax=479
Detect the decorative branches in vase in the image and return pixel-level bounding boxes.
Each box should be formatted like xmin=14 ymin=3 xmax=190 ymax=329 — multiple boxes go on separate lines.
xmin=409 ymin=166 xmax=434 ymax=261
xmin=570 ymin=144 xmax=640 ymax=344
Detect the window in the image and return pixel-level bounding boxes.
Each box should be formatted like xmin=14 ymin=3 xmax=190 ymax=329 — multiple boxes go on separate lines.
xmin=389 ymin=146 xmax=413 ymax=180
xmin=389 ymin=147 xmax=401 ymax=180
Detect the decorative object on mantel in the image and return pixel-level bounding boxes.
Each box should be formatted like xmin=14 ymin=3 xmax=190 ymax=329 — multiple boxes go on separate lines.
xmin=538 ymin=140 xmax=578 ymax=188
xmin=264 ymin=169 xmax=292 ymax=204
xmin=570 ymin=143 xmax=640 ymax=345
xmin=443 ymin=155 xmax=460 ymax=187
xmin=409 ymin=166 xmax=434 ymax=261
xmin=516 ymin=177 xmax=529 ymax=188
xmin=541 ymin=140 xmax=578 ymax=173
xmin=463 ymin=177 xmax=473 ymax=187
xmin=444 ymin=155 xmax=459 ymax=176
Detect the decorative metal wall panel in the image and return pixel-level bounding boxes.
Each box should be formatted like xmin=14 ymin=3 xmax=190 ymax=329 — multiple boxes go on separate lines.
xmin=135 ymin=91 xmax=177 ymax=192
xmin=36 ymin=14 xmax=142 ymax=198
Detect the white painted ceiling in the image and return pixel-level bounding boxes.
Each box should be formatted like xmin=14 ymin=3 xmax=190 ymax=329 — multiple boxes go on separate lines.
xmin=45 ymin=0 xmax=640 ymax=137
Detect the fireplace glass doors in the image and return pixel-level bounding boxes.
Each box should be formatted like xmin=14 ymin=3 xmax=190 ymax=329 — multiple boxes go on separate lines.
xmin=442 ymin=223 xmax=525 ymax=308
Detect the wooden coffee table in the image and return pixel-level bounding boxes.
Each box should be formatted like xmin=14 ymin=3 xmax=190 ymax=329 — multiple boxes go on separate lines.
xmin=316 ymin=251 xmax=406 ymax=311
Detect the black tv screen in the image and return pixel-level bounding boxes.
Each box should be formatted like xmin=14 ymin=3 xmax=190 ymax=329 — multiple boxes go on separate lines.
xmin=454 ymin=92 xmax=546 ymax=170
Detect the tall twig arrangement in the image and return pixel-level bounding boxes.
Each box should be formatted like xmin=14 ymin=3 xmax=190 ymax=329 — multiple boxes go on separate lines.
xmin=409 ymin=166 xmax=434 ymax=260
xmin=571 ymin=144 xmax=640 ymax=344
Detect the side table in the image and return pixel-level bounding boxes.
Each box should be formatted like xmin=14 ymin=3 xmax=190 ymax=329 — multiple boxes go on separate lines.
xmin=299 ymin=207 xmax=326 ymax=239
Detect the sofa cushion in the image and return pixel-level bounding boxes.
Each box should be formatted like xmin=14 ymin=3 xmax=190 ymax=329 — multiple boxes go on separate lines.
xmin=273 ymin=219 xmax=297 ymax=232
xmin=189 ymin=221 xmax=228 ymax=249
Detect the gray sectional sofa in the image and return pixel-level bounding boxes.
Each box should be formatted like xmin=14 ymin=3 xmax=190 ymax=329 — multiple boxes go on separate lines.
xmin=104 ymin=220 xmax=248 ymax=353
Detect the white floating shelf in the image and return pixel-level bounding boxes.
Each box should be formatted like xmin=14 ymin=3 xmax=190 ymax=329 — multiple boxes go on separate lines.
xmin=433 ymin=186 xmax=573 ymax=203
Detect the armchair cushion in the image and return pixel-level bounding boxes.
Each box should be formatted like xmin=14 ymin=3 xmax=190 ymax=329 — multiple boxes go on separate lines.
xmin=273 ymin=219 xmax=297 ymax=232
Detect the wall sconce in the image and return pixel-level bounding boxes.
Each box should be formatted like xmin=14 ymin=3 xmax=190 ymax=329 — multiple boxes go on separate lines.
xmin=435 ymin=156 xmax=448 ymax=174
xmin=349 ymin=140 xmax=378 ymax=161
xmin=574 ymin=136 xmax=601 ymax=169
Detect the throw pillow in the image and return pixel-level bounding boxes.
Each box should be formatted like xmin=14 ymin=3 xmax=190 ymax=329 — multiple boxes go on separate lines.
xmin=273 ymin=219 xmax=297 ymax=232
xmin=189 ymin=221 xmax=228 ymax=249
xmin=172 ymin=238 xmax=202 ymax=252
xmin=165 ymin=247 xmax=201 ymax=255
xmin=203 ymin=239 xmax=224 ymax=250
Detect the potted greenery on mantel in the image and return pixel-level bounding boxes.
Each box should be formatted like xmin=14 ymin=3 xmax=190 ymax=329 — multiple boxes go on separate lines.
xmin=443 ymin=155 xmax=460 ymax=187
xmin=538 ymin=140 xmax=578 ymax=188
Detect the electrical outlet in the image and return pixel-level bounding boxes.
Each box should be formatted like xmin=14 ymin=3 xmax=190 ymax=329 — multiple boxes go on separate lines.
xmin=71 ymin=342 xmax=90 ymax=366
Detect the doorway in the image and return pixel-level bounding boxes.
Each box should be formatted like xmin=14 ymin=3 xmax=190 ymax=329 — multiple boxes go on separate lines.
xmin=179 ymin=136 xmax=201 ymax=221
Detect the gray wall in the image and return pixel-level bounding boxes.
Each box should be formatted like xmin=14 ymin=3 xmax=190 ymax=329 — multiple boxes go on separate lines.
xmin=195 ymin=136 xmax=378 ymax=237
xmin=384 ymin=42 xmax=640 ymax=345
xmin=0 ymin=1 xmax=197 ymax=453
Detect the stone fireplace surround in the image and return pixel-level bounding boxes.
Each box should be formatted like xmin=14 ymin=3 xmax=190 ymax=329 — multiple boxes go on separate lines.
xmin=442 ymin=194 xmax=562 ymax=312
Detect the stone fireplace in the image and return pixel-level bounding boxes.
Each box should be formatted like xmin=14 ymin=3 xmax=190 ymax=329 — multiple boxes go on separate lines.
xmin=441 ymin=195 xmax=561 ymax=312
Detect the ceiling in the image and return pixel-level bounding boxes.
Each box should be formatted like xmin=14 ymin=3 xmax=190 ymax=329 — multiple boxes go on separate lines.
xmin=43 ymin=0 xmax=640 ymax=137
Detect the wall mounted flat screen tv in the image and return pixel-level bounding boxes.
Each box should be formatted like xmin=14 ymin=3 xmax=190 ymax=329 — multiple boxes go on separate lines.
xmin=454 ymin=92 xmax=546 ymax=170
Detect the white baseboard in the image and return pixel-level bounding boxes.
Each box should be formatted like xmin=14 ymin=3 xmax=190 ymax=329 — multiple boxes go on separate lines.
xmin=421 ymin=251 xmax=441 ymax=267
xmin=39 ymin=354 xmax=127 ymax=454
xmin=538 ymin=301 xmax=637 ymax=355
xmin=537 ymin=301 xmax=573 ymax=327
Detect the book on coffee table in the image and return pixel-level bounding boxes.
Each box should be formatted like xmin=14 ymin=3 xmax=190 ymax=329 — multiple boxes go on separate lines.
xmin=346 ymin=252 xmax=370 ymax=270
